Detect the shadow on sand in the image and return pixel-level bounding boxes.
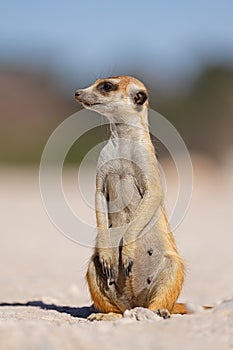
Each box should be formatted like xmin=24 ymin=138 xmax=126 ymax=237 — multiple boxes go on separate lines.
xmin=0 ymin=301 xmax=96 ymax=319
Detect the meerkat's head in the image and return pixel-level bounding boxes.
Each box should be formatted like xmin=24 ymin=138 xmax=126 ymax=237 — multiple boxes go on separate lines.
xmin=75 ymin=76 xmax=148 ymax=123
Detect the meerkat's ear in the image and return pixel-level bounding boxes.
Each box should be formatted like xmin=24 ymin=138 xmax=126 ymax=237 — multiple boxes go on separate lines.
xmin=133 ymin=91 xmax=148 ymax=105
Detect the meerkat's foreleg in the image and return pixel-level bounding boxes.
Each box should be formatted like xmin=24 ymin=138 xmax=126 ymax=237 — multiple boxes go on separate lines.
xmin=122 ymin=171 xmax=163 ymax=274
xmin=95 ymin=189 xmax=117 ymax=280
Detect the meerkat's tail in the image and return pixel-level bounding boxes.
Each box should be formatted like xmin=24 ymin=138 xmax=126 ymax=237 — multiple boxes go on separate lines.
xmin=172 ymin=303 xmax=213 ymax=315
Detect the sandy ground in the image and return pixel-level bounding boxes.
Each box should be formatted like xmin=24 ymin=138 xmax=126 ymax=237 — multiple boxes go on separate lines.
xmin=0 ymin=154 xmax=233 ymax=350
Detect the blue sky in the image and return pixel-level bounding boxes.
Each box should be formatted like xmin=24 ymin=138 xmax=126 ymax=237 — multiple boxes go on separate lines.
xmin=1 ymin=0 xmax=233 ymax=85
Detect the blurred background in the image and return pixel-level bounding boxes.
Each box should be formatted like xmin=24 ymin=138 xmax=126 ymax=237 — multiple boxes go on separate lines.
xmin=0 ymin=0 xmax=233 ymax=313
xmin=1 ymin=0 xmax=233 ymax=164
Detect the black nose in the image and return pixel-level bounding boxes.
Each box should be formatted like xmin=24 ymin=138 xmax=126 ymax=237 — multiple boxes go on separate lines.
xmin=75 ymin=90 xmax=81 ymax=97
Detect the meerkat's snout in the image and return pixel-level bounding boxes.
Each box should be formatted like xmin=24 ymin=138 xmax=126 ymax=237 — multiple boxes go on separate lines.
xmin=75 ymin=90 xmax=81 ymax=99
xmin=75 ymin=89 xmax=87 ymax=103
xmin=74 ymin=88 xmax=99 ymax=107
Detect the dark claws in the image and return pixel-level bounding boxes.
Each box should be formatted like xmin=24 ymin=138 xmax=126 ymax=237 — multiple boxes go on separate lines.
xmin=156 ymin=308 xmax=171 ymax=319
xmin=101 ymin=262 xmax=115 ymax=283
xmin=122 ymin=260 xmax=133 ymax=277
xmin=106 ymin=266 xmax=110 ymax=279
xmin=102 ymin=264 xmax=109 ymax=278
xmin=101 ymin=262 xmax=105 ymax=275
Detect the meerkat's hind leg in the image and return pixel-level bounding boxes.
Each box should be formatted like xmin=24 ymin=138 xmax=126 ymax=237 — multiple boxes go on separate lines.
xmin=88 ymin=312 xmax=123 ymax=321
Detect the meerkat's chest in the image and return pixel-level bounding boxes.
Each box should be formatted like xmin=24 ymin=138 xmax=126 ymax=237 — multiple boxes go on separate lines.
xmin=98 ymin=142 xmax=145 ymax=224
xmin=105 ymin=171 xmax=142 ymax=225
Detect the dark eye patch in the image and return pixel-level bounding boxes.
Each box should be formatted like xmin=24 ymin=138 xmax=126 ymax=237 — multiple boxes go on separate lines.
xmin=96 ymin=81 xmax=118 ymax=93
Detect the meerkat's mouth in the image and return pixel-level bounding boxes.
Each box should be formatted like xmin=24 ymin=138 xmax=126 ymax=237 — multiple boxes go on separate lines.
xmin=80 ymin=100 xmax=103 ymax=107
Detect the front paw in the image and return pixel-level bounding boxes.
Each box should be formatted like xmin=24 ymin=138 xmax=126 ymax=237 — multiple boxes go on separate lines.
xmin=88 ymin=312 xmax=122 ymax=321
xmin=98 ymin=249 xmax=115 ymax=283
xmin=121 ymin=245 xmax=134 ymax=276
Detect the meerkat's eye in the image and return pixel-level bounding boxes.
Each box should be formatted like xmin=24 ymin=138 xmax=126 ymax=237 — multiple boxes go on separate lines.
xmin=97 ymin=81 xmax=117 ymax=93
xmin=103 ymin=82 xmax=113 ymax=91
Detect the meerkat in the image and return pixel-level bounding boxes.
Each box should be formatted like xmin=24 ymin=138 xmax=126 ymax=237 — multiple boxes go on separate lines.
xmin=75 ymin=76 xmax=186 ymax=320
